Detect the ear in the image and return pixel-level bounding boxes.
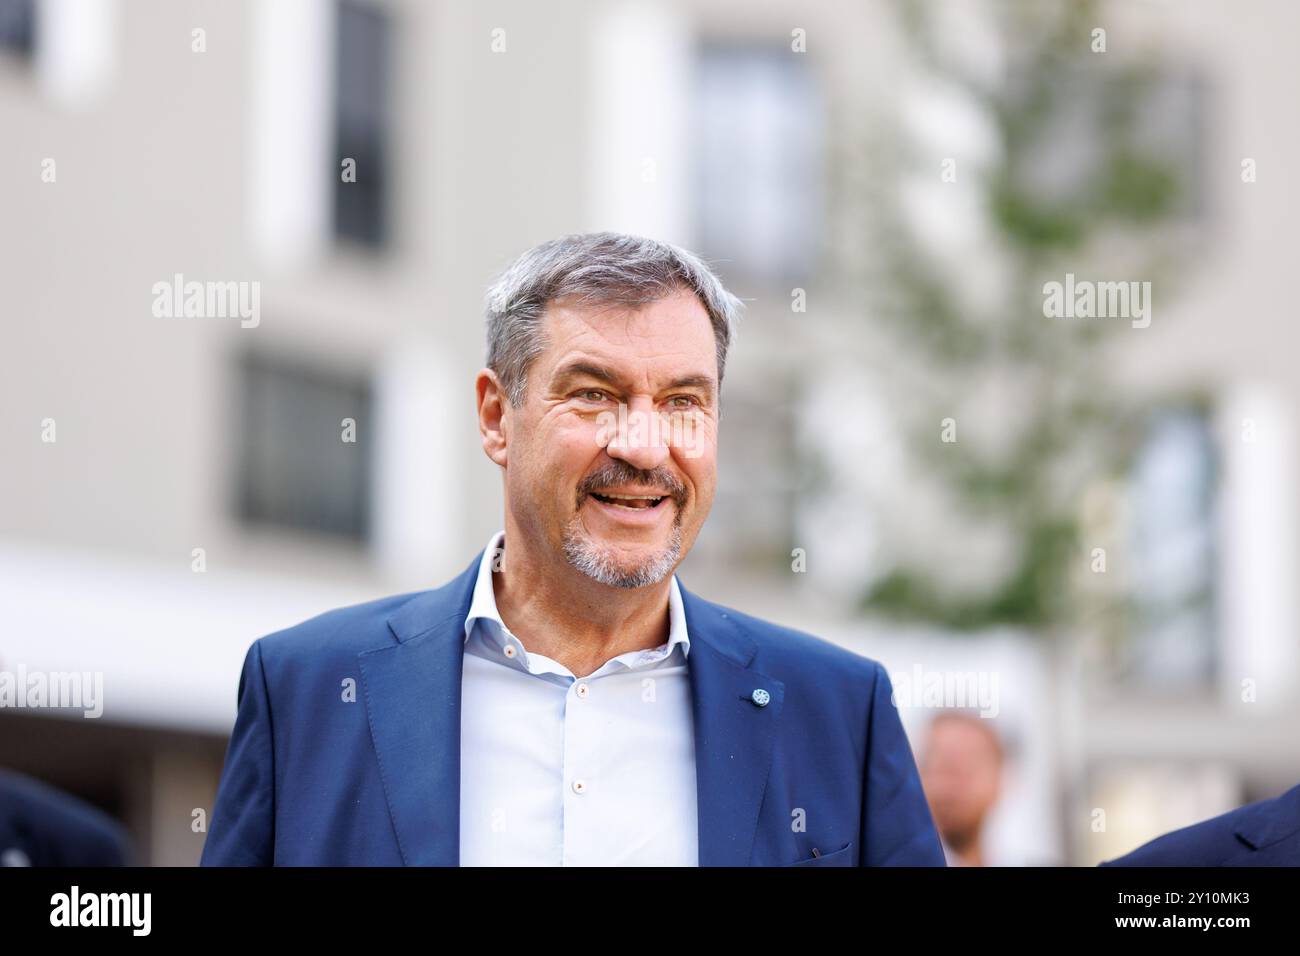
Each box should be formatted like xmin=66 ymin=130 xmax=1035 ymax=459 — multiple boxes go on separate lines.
xmin=476 ymin=368 xmax=509 ymax=467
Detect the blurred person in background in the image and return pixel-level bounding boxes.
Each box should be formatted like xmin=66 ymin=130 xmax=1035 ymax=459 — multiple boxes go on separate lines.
xmin=919 ymin=711 xmax=1007 ymax=867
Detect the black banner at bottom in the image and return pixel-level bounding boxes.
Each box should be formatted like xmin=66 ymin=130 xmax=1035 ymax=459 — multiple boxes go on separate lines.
xmin=0 ymin=865 xmax=1288 ymax=942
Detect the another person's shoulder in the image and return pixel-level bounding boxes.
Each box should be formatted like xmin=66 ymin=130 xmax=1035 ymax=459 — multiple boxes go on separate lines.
xmin=1101 ymin=783 xmax=1300 ymax=866
xmin=0 ymin=769 xmax=134 ymax=866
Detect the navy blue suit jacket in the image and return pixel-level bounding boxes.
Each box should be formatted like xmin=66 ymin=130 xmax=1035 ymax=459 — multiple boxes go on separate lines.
xmin=1101 ymin=784 xmax=1300 ymax=866
xmin=0 ymin=769 xmax=134 ymax=867
xmin=200 ymin=549 xmax=945 ymax=867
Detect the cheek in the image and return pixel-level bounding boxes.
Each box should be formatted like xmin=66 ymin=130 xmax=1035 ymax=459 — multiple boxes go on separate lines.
xmin=549 ymin=416 xmax=606 ymax=483
xmin=695 ymin=420 xmax=720 ymax=470
xmin=555 ymin=415 xmax=602 ymax=454
xmin=678 ymin=446 xmax=717 ymax=506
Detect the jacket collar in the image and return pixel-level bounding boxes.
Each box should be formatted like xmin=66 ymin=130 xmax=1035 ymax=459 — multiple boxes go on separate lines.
xmin=461 ymin=530 xmax=691 ymax=661
xmin=359 ymin=547 xmax=783 ymax=866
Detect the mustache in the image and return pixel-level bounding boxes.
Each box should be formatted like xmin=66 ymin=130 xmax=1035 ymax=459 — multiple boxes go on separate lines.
xmin=576 ymin=461 xmax=687 ymax=508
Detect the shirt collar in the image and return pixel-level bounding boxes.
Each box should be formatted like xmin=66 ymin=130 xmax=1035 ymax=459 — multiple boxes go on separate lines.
xmin=463 ymin=529 xmax=690 ymax=660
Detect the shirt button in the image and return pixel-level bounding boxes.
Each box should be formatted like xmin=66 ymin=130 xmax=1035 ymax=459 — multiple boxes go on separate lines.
xmin=575 ymin=682 xmax=590 ymax=698
xmin=571 ymin=779 xmax=587 ymax=794
xmin=503 ymin=644 xmax=517 ymax=659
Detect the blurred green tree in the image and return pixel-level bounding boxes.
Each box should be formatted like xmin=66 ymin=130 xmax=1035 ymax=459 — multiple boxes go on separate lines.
xmin=855 ymin=0 xmax=1200 ymax=634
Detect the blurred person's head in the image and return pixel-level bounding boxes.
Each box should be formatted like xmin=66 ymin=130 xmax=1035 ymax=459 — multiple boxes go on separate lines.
xmin=475 ymin=232 xmax=742 ymax=589
xmin=918 ymin=710 xmax=1005 ymax=865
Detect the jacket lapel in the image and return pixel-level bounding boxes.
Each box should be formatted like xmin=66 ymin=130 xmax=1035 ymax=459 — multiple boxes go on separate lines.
xmin=359 ymin=551 xmax=481 ymax=866
xmin=680 ymin=583 xmax=785 ymax=866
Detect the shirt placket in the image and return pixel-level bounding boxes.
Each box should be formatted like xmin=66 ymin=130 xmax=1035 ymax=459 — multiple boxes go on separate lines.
xmin=561 ymin=669 xmax=613 ymax=866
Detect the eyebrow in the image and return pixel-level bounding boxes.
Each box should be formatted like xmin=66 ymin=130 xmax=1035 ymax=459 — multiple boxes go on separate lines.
xmin=551 ymin=360 xmax=716 ymax=401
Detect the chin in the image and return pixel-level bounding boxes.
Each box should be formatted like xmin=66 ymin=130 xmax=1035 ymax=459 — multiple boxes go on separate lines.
xmin=562 ymin=523 xmax=683 ymax=589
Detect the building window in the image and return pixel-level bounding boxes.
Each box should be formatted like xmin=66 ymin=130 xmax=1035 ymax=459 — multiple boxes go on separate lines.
xmin=234 ymin=351 xmax=374 ymax=543
xmin=691 ymin=43 xmax=822 ymax=282
xmin=0 ymin=0 xmax=35 ymax=57
xmin=1124 ymin=406 xmax=1218 ymax=688
xmin=333 ymin=0 xmax=392 ymax=249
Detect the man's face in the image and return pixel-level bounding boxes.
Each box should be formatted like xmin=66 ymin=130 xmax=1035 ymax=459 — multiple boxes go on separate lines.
xmin=498 ymin=287 xmax=719 ymax=588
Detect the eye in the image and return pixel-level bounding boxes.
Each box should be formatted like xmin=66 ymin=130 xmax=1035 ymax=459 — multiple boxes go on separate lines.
xmin=577 ymin=389 xmax=610 ymax=403
xmin=667 ymin=395 xmax=701 ymax=409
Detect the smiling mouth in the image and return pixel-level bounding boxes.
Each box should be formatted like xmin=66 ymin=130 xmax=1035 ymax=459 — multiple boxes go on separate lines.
xmin=589 ymin=492 xmax=668 ymax=511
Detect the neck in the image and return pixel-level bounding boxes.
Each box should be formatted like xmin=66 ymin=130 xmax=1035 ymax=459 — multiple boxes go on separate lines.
xmin=491 ymin=522 xmax=674 ymax=679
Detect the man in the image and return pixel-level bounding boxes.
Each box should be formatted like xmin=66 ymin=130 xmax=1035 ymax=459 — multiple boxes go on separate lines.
xmin=918 ymin=712 xmax=1005 ymax=867
xmin=1101 ymin=783 xmax=1300 ymax=866
xmin=201 ymin=231 xmax=945 ymax=867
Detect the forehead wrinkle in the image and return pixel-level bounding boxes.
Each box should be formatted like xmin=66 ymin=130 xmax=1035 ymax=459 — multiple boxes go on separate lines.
xmin=542 ymin=295 xmax=718 ymax=393
xmin=550 ymin=352 xmax=715 ymax=399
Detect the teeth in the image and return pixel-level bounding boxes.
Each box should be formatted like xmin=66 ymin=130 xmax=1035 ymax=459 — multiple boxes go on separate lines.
xmin=591 ymin=491 xmax=666 ymax=511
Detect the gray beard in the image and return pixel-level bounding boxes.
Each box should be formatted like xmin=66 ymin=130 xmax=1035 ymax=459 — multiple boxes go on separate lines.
xmin=561 ymin=516 xmax=683 ymax=589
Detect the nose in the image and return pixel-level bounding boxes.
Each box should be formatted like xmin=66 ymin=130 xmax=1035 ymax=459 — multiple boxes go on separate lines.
xmin=602 ymin=395 xmax=671 ymax=472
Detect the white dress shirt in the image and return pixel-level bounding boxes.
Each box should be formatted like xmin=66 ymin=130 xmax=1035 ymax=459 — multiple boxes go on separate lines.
xmin=457 ymin=530 xmax=699 ymax=866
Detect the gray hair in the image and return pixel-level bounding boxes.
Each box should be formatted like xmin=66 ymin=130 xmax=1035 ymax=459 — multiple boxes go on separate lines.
xmin=484 ymin=231 xmax=743 ymax=407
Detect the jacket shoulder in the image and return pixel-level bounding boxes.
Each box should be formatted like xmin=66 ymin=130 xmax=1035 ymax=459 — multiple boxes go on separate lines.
xmin=684 ymin=590 xmax=882 ymax=684
xmin=1103 ymin=812 xmax=1243 ymax=866
xmin=1102 ymin=785 xmax=1300 ymax=866
xmin=0 ymin=769 xmax=134 ymax=865
xmin=253 ymin=550 xmax=483 ymax=664
xmin=256 ymin=588 xmax=429 ymax=661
